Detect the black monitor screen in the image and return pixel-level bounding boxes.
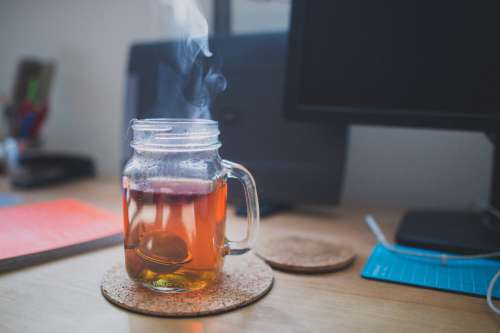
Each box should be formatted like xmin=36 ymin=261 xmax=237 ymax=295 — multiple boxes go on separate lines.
xmin=287 ymin=0 xmax=500 ymax=129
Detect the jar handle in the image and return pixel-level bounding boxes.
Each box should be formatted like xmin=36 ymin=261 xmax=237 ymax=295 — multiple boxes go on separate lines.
xmin=222 ymin=160 xmax=260 ymax=255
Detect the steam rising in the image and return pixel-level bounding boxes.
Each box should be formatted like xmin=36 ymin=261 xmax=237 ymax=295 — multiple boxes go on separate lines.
xmin=154 ymin=0 xmax=226 ymax=119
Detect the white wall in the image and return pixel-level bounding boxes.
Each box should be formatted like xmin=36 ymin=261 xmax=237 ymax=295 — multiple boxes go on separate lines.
xmin=0 ymin=0 xmax=493 ymax=209
xmin=343 ymin=127 xmax=491 ymax=208
xmin=0 ymin=0 xmax=212 ymax=177
xmin=232 ymin=0 xmax=290 ymax=34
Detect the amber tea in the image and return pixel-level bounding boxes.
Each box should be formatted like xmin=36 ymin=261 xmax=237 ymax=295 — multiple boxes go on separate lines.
xmin=123 ymin=177 xmax=227 ymax=292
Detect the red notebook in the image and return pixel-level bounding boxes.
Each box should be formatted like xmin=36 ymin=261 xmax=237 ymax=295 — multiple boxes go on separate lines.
xmin=0 ymin=199 xmax=123 ymax=272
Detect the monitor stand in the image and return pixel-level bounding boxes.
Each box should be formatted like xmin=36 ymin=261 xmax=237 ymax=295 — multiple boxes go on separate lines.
xmin=395 ymin=132 xmax=500 ymax=254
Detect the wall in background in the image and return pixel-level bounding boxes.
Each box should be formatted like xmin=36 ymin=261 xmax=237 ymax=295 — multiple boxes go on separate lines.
xmin=231 ymin=0 xmax=290 ymax=34
xmin=343 ymin=126 xmax=491 ymax=208
xmin=0 ymin=0 xmax=212 ymax=177
xmin=0 ymin=0 xmax=493 ymax=209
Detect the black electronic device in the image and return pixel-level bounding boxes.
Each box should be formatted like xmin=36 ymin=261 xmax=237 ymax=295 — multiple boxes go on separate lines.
xmin=285 ymin=0 xmax=500 ymax=252
xmin=122 ymin=33 xmax=348 ymax=215
xmin=11 ymin=154 xmax=95 ymax=189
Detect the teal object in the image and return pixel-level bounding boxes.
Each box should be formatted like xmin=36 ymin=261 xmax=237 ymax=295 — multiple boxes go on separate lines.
xmin=362 ymin=244 xmax=500 ymax=298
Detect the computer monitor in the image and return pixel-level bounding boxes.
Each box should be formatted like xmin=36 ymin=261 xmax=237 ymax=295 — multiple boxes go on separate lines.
xmin=285 ymin=0 xmax=500 ymax=253
xmin=123 ymin=33 xmax=348 ymax=215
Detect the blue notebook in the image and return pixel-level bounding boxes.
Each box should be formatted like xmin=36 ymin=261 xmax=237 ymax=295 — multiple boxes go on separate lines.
xmin=362 ymin=244 xmax=500 ymax=299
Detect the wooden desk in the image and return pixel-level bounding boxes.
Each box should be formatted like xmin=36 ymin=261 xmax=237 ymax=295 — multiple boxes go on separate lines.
xmin=0 ymin=178 xmax=498 ymax=332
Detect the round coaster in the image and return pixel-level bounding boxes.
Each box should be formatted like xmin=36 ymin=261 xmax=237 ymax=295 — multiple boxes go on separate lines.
xmin=257 ymin=236 xmax=356 ymax=273
xmin=101 ymin=254 xmax=273 ymax=317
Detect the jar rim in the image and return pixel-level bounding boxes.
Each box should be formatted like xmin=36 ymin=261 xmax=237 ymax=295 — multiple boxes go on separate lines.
xmin=130 ymin=118 xmax=221 ymax=151
xmin=132 ymin=118 xmax=218 ymax=128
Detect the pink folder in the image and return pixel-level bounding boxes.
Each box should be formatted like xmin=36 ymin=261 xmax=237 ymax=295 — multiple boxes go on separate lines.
xmin=0 ymin=199 xmax=122 ymax=271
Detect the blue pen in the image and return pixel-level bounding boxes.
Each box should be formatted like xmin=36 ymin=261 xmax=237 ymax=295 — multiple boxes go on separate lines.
xmin=19 ymin=112 xmax=36 ymax=138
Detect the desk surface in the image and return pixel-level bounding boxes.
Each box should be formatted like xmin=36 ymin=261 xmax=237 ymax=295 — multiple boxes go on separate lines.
xmin=0 ymin=178 xmax=498 ymax=333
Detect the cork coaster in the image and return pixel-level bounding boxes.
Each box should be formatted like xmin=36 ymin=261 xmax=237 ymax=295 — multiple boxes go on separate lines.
xmin=257 ymin=236 xmax=356 ymax=273
xmin=101 ymin=254 xmax=273 ymax=317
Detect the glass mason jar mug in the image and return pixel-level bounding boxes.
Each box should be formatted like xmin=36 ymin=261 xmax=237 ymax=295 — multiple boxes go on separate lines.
xmin=122 ymin=119 xmax=260 ymax=293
